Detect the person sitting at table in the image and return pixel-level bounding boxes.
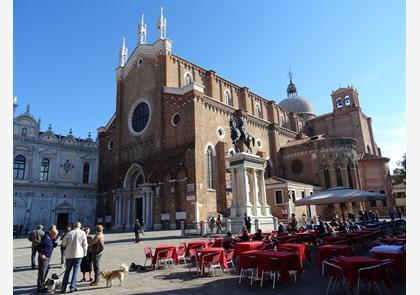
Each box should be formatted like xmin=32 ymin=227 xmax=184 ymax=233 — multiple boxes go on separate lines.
xmin=306 ymin=220 xmax=315 ymax=230
xmin=253 ymin=229 xmax=263 ymax=241
xmin=330 ymin=218 xmax=338 ymax=227
xmin=277 ymin=222 xmax=286 ymax=234
xmin=317 ymin=221 xmax=326 ymax=234
xmin=223 ymin=231 xmax=234 ymax=244
xmin=325 ymin=222 xmax=336 ymax=235
xmin=238 ymin=226 xmax=250 ymax=241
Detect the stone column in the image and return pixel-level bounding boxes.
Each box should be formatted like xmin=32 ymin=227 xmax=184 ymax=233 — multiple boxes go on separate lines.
xmin=252 ymin=169 xmax=261 ymax=215
xmin=258 ymin=170 xmax=268 ymax=216
xmin=230 ymin=168 xmax=238 ymax=208
xmin=341 ymin=168 xmax=349 ymax=187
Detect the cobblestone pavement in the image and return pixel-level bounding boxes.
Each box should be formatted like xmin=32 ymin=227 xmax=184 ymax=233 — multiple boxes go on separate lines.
xmin=14 ymin=230 xmax=406 ymax=294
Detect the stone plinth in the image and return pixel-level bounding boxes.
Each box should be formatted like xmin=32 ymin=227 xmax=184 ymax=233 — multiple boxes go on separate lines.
xmin=227 ymin=152 xmax=274 ymax=233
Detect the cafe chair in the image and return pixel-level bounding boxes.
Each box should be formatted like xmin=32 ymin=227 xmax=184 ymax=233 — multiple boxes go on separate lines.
xmin=156 ymin=248 xmax=175 ymax=269
xmin=143 ymin=247 xmax=154 ymax=268
xmin=178 ymin=243 xmax=189 ymax=264
xmin=225 ymin=249 xmax=235 ymax=273
xmin=322 ymin=259 xmax=349 ymax=295
xmin=357 ymin=263 xmax=385 ymax=295
xmin=238 ymin=255 xmax=258 ymax=286
xmin=188 ymin=248 xmax=200 ymax=273
xmin=201 ymin=252 xmax=223 ymax=277
xmin=260 ymin=257 xmax=281 ymax=289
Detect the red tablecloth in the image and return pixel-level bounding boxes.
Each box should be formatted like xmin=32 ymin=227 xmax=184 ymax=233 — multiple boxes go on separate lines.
xmin=198 ymin=247 xmax=228 ymax=273
xmin=323 ymin=236 xmax=349 ymax=245
xmin=185 ymin=240 xmax=207 ymax=257
xmin=280 ymin=243 xmax=310 ymax=263
xmin=152 ymin=245 xmax=179 ymax=266
xmin=317 ymin=245 xmax=353 ymax=268
xmin=372 ymin=250 xmax=406 ymax=278
xmin=335 ymin=256 xmax=383 ymax=289
xmin=234 ymin=241 xmax=264 ymax=255
xmin=294 ymin=232 xmax=318 ymax=244
xmin=237 ymin=250 xmax=301 ymax=282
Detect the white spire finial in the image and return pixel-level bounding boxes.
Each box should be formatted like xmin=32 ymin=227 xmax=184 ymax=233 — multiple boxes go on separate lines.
xmin=157 ymin=6 xmax=167 ymax=39
xmin=119 ymin=36 xmax=128 ymax=67
xmin=138 ymin=13 xmax=147 ymax=44
xmin=13 ymin=96 xmax=17 ymax=105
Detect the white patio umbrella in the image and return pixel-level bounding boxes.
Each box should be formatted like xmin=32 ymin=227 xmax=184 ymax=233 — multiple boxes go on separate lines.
xmin=294 ymin=187 xmax=386 ymax=220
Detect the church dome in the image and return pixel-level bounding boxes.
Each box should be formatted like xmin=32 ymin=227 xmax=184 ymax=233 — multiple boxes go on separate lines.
xmin=279 ymin=74 xmax=315 ymax=119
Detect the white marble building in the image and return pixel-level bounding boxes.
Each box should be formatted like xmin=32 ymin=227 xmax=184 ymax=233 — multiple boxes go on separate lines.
xmin=13 ymin=102 xmax=98 ymax=231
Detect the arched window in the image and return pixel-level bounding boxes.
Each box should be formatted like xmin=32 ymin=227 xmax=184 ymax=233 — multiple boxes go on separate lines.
xmin=255 ymin=103 xmax=262 ymax=118
xmin=347 ymin=165 xmax=353 ymax=188
xmin=366 ymin=144 xmax=371 ymax=154
xmin=21 ymin=128 xmax=27 ymax=136
xmin=82 ymin=163 xmax=90 ymax=184
xmin=336 ymin=167 xmax=343 ymax=186
xmin=336 ymin=98 xmax=343 ymax=109
xmin=40 ymin=158 xmax=49 ymax=181
xmin=184 ymin=72 xmax=193 ymax=85
xmin=344 ymin=95 xmax=351 ymax=106
xmin=224 ymin=90 xmax=232 ymax=106
xmin=324 ymin=167 xmax=331 ymax=189
xmin=13 ymin=155 xmax=26 ymax=180
xmin=206 ymin=146 xmax=216 ymax=189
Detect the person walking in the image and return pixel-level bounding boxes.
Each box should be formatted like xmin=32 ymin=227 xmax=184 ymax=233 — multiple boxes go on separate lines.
xmin=134 ymin=219 xmax=141 ymax=243
xmin=215 ymin=214 xmax=223 ymax=234
xmin=60 ymin=221 xmax=87 ymax=293
xmin=209 ymin=217 xmax=215 ymax=234
xmin=28 ymin=225 xmax=45 ymax=269
xmin=89 ymin=224 xmax=105 ymax=286
xmin=36 ymin=226 xmax=59 ymax=293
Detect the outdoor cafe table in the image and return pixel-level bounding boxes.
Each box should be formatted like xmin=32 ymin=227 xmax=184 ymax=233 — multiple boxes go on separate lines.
xmin=185 ymin=240 xmax=207 ymax=257
xmin=323 ymin=235 xmax=349 ymax=245
xmin=234 ymin=241 xmax=264 ymax=255
xmin=198 ymin=247 xmax=228 ymax=273
xmin=237 ymin=250 xmax=301 ymax=282
xmin=213 ymin=237 xmax=223 ymax=247
xmin=152 ymin=245 xmax=179 ymax=267
xmin=377 ymin=237 xmax=406 ymax=245
xmin=280 ymin=242 xmax=311 ymax=263
xmin=335 ymin=256 xmax=386 ymax=289
xmin=294 ymin=231 xmax=318 ymax=244
xmin=317 ymin=244 xmax=353 ymax=268
xmin=371 ymin=245 xmax=406 ymax=278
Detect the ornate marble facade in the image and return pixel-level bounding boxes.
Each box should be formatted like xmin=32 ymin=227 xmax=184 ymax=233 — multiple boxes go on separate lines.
xmin=13 ymin=104 xmax=98 ymax=231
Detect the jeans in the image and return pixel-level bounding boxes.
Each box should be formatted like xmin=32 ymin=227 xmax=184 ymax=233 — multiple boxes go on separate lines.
xmin=61 ymin=257 xmax=82 ymax=292
xmin=37 ymin=255 xmax=50 ymax=290
xmin=92 ymin=251 xmax=103 ymax=283
xmin=31 ymin=244 xmax=38 ymax=268
xmin=134 ymin=231 xmax=140 ymax=243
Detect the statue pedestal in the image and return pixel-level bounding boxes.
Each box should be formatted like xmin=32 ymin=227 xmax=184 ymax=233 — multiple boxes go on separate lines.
xmin=227 ymin=152 xmax=274 ymax=234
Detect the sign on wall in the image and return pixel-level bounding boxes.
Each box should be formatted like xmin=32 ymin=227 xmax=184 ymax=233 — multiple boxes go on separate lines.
xmin=161 ymin=213 xmax=170 ymax=220
xmin=176 ymin=211 xmax=186 ymax=220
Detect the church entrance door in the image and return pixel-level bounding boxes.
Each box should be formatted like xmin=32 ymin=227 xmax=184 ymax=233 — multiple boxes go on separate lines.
xmin=135 ymin=197 xmax=144 ymax=221
xmin=57 ymin=213 xmax=69 ymax=230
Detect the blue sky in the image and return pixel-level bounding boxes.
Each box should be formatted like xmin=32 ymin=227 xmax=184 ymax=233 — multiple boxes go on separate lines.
xmin=14 ymin=0 xmax=405 ymax=170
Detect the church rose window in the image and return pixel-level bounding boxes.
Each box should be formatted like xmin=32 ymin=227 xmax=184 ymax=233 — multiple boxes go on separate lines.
xmin=171 ymin=113 xmax=181 ymax=126
xmin=132 ymin=102 xmax=150 ymax=133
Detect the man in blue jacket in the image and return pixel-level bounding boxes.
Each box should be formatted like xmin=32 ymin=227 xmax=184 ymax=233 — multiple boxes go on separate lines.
xmin=36 ymin=226 xmax=59 ymax=293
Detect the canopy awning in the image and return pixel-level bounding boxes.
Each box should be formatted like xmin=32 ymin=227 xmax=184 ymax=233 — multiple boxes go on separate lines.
xmin=294 ymin=187 xmax=386 ymax=206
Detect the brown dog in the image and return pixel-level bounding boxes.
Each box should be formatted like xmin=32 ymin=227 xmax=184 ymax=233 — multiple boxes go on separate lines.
xmin=100 ymin=264 xmax=128 ymax=287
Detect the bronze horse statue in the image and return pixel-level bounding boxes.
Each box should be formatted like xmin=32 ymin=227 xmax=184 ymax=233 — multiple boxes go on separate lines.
xmin=229 ymin=117 xmax=255 ymax=153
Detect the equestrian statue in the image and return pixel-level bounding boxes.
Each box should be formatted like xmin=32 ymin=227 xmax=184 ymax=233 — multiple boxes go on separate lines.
xmin=229 ymin=116 xmax=255 ymax=153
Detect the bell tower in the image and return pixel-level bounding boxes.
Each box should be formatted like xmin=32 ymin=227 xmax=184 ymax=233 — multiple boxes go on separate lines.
xmin=331 ymin=86 xmax=360 ymax=114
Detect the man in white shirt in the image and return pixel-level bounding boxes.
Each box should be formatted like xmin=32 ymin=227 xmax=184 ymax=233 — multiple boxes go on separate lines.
xmin=60 ymin=221 xmax=87 ymax=293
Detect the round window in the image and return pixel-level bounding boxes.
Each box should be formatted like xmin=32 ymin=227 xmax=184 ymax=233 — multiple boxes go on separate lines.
xmin=291 ymin=159 xmax=303 ymax=174
xmin=217 ymin=127 xmax=225 ymax=138
xmin=132 ymin=102 xmax=150 ymax=133
xmin=137 ymin=58 xmax=143 ymax=67
xmin=171 ymin=113 xmax=181 ymax=126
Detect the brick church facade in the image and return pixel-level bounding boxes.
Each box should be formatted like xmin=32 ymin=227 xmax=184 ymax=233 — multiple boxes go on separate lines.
xmin=96 ymin=9 xmax=393 ymax=230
